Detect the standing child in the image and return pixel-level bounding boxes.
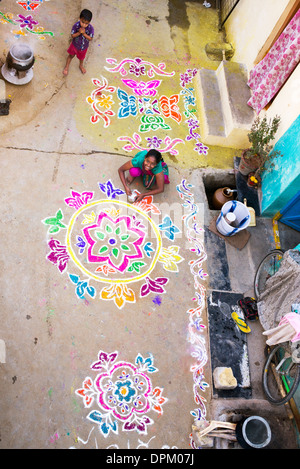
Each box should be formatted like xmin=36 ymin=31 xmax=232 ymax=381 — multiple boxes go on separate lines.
xmin=63 ymin=9 xmax=94 ymax=76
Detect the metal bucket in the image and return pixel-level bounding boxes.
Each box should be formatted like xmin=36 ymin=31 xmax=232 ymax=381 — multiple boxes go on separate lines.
xmin=9 ymin=44 xmax=34 ymax=67
xmin=236 ymin=416 xmax=272 ymax=449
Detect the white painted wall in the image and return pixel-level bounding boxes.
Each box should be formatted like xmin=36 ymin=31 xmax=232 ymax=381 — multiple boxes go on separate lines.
xmin=266 ymin=63 xmax=300 ymax=141
xmin=224 ymin=0 xmax=291 ymax=70
xmin=224 ymin=0 xmax=299 ymax=143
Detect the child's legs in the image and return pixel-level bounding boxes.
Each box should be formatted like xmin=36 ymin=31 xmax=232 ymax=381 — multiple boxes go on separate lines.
xmin=66 ymin=43 xmax=78 ymax=61
xmin=77 ymin=49 xmax=88 ymax=74
xmin=79 ymin=60 xmax=86 ymax=74
xmin=63 ymin=54 xmax=74 ymax=75
xmin=65 ymin=54 xmax=74 ymax=65
xmin=64 ymin=43 xmax=87 ymax=74
xmin=64 ymin=43 xmax=77 ymax=75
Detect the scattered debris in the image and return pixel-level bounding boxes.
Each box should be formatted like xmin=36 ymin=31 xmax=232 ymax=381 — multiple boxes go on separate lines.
xmin=192 ymin=419 xmax=237 ymax=447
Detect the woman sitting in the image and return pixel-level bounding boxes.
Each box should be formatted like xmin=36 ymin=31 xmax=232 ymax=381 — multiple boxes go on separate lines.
xmin=118 ymin=149 xmax=170 ymax=202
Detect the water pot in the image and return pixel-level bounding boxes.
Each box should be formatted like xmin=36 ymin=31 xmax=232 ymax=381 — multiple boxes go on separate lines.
xmin=1 ymin=43 xmax=35 ymax=85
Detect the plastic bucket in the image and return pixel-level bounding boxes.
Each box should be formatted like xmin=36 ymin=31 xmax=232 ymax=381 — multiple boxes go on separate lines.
xmin=216 ymin=200 xmax=250 ymax=237
xmin=236 ymin=416 xmax=272 ymax=449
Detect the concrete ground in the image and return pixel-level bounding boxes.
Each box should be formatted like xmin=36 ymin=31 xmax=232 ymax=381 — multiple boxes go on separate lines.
xmin=0 ymin=0 xmax=299 ymax=450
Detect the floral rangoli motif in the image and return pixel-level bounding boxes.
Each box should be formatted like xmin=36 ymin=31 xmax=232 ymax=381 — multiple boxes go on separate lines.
xmin=176 ymin=179 xmax=209 ymax=447
xmin=17 ymin=0 xmax=46 ymax=11
xmin=104 ymin=57 xmax=175 ymax=78
xmin=84 ymin=57 xmax=210 ymax=158
xmin=86 ymin=77 xmax=116 ymax=127
xmin=76 ymin=350 xmax=168 ymax=437
xmin=0 ymin=11 xmax=54 ymax=39
xmin=42 ymin=181 xmax=183 ymax=309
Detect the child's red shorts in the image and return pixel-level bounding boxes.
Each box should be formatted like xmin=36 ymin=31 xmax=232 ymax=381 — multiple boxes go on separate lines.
xmin=67 ymin=42 xmax=87 ymax=61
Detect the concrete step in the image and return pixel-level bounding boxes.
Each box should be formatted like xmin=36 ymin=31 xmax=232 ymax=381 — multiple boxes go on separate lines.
xmin=194 ymin=60 xmax=255 ymax=149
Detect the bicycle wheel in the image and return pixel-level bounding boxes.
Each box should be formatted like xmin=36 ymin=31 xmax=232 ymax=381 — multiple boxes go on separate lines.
xmin=262 ymin=343 xmax=300 ymax=405
xmin=254 ymin=249 xmax=284 ymax=299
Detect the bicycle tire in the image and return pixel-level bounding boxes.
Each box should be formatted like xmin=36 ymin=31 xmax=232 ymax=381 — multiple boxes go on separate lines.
xmin=254 ymin=249 xmax=284 ymax=299
xmin=262 ymin=343 xmax=300 ymax=405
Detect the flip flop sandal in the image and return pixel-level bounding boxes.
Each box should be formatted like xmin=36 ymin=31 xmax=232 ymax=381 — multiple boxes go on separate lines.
xmin=238 ymin=297 xmax=258 ymax=321
xmin=231 ymin=312 xmax=251 ymax=333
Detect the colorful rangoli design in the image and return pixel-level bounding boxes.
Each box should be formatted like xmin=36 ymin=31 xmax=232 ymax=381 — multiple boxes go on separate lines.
xmin=75 ymin=350 xmax=168 ymax=437
xmin=17 ymin=0 xmax=45 ymax=11
xmin=0 ymin=11 xmax=54 ymax=39
xmin=42 ymin=181 xmax=183 ymax=309
xmin=176 ymin=180 xmax=209 ymax=448
xmin=85 ymin=57 xmax=209 ymax=158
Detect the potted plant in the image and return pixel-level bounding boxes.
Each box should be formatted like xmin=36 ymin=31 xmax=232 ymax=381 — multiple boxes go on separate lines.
xmin=239 ymin=115 xmax=283 ymax=177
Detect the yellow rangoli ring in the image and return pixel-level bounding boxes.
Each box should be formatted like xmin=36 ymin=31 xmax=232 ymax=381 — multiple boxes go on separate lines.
xmin=66 ymin=199 xmax=162 ymax=284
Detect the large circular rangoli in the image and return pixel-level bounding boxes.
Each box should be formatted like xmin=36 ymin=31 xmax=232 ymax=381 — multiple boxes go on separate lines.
xmin=42 ymin=181 xmax=183 ymax=309
xmin=66 ymin=199 xmax=162 ymax=284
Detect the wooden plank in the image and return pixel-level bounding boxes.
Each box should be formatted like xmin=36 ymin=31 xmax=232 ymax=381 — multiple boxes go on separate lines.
xmin=254 ymin=0 xmax=300 ymax=64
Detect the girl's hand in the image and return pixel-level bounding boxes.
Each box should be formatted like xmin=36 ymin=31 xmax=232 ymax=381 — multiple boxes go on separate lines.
xmin=134 ymin=193 xmax=144 ymax=203
xmin=125 ymin=186 xmax=132 ymax=196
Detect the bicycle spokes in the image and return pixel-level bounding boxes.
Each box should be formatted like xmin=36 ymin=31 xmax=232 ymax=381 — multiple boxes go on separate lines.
xmin=263 ymin=343 xmax=300 ymax=405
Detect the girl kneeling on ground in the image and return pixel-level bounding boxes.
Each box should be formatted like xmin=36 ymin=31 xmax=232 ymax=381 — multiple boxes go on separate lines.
xmin=118 ymin=149 xmax=170 ymax=203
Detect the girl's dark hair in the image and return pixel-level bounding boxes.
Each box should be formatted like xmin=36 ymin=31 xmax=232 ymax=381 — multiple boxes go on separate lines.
xmin=80 ymin=9 xmax=93 ymax=22
xmin=146 ymin=149 xmax=162 ymax=164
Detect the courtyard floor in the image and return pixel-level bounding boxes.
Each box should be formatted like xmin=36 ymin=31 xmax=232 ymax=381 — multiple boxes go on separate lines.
xmin=0 ymin=0 xmax=299 ymax=450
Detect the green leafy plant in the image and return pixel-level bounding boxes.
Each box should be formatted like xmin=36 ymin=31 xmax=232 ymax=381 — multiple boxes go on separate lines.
xmin=244 ymin=115 xmax=283 ymax=175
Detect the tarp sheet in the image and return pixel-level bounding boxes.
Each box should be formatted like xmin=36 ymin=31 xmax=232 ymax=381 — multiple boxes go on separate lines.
xmin=257 ymin=250 xmax=300 ymax=331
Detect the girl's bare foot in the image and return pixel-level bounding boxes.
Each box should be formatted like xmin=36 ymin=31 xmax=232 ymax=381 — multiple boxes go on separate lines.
xmin=79 ymin=65 xmax=86 ymax=74
xmin=63 ymin=67 xmax=68 ymax=76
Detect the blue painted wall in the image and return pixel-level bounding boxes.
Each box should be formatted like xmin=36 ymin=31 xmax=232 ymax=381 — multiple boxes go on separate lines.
xmin=261 ymin=114 xmax=300 ymax=217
